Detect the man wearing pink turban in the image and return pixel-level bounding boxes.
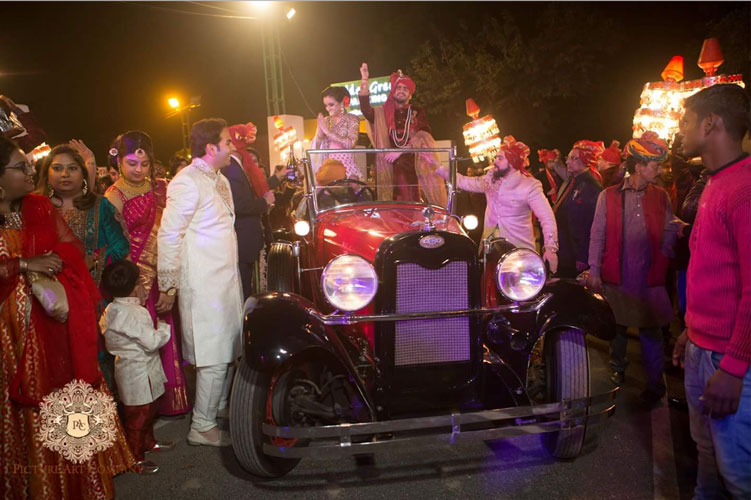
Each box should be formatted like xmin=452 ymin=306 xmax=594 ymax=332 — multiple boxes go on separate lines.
xmin=587 ymin=131 xmax=686 ymax=404
xmin=436 ymin=136 xmax=558 ymax=271
xmin=552 ymin=139 xmax=605 ymax=278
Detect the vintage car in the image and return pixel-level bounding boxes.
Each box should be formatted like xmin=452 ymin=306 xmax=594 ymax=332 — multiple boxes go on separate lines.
xmin=230 ymin=147 xmax=617 ymax=479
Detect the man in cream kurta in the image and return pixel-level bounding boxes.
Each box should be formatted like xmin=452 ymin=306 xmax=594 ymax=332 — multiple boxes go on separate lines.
xmin=157 ymin=118 xmax=243 ymax=447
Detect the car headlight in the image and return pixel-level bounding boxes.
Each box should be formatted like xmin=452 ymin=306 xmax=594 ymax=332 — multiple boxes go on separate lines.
xmin=495 ymin=248 xmax=546 ymax=301
xmin=462 ymin=214 xmax=478 ymax=230
xmin=321 ymin=255 xmax=378 ymax=311
xmin=294 ymin=220 xmax=310 ymax=236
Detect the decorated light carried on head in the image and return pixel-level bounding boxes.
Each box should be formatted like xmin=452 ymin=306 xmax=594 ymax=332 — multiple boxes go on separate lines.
xmin=272 ymin=115 xmax=298 ymax=162
xmin=632 ymin=39 xmax=744 ymax=146
xmin=462 ymin=98 xmax=501 ymax=165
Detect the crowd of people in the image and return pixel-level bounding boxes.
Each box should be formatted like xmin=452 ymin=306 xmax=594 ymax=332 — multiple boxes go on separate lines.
xmin=0 ymin=68 xmax=749 ymax=499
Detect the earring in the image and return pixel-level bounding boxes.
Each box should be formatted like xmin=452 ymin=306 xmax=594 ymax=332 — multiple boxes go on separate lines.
xmin=82 ymin=179 xmax=88 ymax=195
xmin=47 ymin=185 xmax=55 ymax=198
xmin=0 ymin=187 xmax=5 ymax=201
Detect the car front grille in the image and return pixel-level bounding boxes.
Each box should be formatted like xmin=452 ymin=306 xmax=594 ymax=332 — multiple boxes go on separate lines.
xmin=394 ymin=261 xmax=470 ymax=366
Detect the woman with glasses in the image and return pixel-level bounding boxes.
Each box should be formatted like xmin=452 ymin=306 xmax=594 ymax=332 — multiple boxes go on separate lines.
xmin=104 ymin=131 xmax=191 ymax=418
xmin=0 ymin=135 xmax=136 ymax=497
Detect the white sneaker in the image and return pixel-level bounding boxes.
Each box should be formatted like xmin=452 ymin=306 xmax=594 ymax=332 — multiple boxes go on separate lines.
xmin=187 ymin=428 xmax=232 ymax=447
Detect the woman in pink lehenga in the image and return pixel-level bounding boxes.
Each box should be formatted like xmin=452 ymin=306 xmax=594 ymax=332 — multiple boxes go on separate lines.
xmin=104 ymin=131 xmax=190 ymax=416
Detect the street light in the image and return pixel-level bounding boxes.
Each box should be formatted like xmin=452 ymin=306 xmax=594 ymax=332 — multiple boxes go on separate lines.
xmin=166 ymin=96 xmax=201 ymax=158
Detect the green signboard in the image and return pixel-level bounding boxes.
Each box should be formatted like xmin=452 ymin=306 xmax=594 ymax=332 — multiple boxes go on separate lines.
xmin=330 ymin=76 xmax=391 ymax=117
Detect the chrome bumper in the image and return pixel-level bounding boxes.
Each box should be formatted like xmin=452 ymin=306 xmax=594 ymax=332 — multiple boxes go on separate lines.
xmin=309 ymin=293 xmax=552 ymax=326
xmin=261 ymin=387 xmax=617 ymax=458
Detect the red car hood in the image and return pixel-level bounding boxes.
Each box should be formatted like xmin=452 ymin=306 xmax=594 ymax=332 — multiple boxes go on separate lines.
xmin=313 ymin=203 xmax=465 ymax=264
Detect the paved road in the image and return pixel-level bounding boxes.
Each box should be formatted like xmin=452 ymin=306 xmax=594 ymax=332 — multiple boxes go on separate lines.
xmin=113 ymin=336 xmax=697 ymax=500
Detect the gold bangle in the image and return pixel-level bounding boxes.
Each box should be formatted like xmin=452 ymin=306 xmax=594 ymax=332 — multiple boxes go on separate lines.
xmin=19 ymin=258 xmax=28 ymax=271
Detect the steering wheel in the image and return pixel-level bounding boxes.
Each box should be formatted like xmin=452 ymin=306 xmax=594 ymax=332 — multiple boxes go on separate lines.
xmin=320 ymin=179 xmax=376 ymax=204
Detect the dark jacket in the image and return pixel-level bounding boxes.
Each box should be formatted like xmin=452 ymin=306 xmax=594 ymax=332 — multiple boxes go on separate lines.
xmin=554 ymin=170 xmax=603 ymax=273
xmin=222 ymin=157 xmax=274 ymax=264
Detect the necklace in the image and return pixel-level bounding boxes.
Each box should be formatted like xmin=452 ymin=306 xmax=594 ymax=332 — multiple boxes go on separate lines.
xmin=115 ymin=177 xmax=152 ymax=197
xmin=1 ymin=211 xmax=23 ymax=229
xmin=390 ymin=106 xmax=413 ymax=148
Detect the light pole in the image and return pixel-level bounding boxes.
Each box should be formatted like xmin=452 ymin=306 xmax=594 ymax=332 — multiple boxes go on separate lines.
xmin=249 ymin=2 xmax=298 ymax=116
xmin=166 ymin=96 xmax=201 ymax=157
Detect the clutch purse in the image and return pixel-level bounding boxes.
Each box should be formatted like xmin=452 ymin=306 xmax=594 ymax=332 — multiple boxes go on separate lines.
xmin=27 ymin=271 xmax=69 ymax=322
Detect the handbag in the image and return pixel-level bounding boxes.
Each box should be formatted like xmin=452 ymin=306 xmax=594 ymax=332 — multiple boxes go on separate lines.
xmin=27 ymin=271 xmax=69 ymax=322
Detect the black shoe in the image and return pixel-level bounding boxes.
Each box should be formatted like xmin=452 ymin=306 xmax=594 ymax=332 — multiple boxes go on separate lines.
xmin=610 ymin=371 xmax=625 ymax=386
xmin=667 ymin=397 xmax=688 ymax=412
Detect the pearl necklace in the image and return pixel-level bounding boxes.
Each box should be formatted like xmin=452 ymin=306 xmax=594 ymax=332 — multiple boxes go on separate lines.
xmin=390 ymin=105 xmax=413 ymax=148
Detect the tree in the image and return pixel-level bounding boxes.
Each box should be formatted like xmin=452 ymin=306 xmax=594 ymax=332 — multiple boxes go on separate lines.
xmin=408 ymin=4 xmax=625 ymax=152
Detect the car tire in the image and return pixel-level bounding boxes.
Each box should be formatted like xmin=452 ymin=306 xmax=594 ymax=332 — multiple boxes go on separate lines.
xmin=230 ymin=360 xmax=301 ymax=479
xmin=542 ymin=328 xmax=589 ymax=459
xmin=266 ymin=242 xmax=295 ymax=292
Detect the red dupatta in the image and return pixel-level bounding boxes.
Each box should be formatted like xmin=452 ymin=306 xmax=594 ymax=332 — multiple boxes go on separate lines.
xmin=7 ymin=194 xmax=101 ymax=405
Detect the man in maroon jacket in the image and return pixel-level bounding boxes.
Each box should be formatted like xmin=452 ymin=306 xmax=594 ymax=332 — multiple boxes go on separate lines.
xmin=673 ymin=83 xmax=750 ymax=499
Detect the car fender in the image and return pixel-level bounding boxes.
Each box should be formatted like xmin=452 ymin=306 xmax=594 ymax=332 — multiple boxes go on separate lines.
xmin=536 ymin=279 xmax=616 ymax=341
xmin=242 ymin=292 xmax=377 ymax=419
xmin=243 ymin=292 xmax=344 ymax=370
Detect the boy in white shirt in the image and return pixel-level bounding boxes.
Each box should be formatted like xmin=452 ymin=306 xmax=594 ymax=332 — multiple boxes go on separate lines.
xmin=100 ymin=260 xmax=173 ymax=474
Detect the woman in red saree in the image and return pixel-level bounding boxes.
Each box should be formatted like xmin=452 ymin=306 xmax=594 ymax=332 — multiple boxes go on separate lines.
xmin=0 ymin=136 xmax=135 ymax=499
xmin=104 ymin=131 xmax=190 ymax=416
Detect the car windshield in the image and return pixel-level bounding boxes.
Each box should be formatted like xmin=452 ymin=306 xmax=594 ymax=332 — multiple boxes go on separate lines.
xmin=302 ymin=147 xmax=455 ymax=213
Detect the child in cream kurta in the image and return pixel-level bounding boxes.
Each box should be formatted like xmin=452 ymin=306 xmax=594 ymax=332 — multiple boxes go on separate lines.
xmin=100 ymin=261 xmax=170 ymax=461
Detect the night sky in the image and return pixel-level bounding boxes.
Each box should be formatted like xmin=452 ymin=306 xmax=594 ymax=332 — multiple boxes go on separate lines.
xmin=1 ymin=1 xmax=748 ymax=167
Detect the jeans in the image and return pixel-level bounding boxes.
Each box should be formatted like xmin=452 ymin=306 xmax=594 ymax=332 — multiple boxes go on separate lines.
xmin=684 ymin=340 xmax=751 ymax=499
xmin=609 ymin=325 xmax=666 ymax=395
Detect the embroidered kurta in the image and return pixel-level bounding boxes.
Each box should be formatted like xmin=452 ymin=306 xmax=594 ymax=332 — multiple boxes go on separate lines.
xmin=59 ymin=196 xmax=129 ymax=285
xmin=100 ymin=297 xmax=170 ymax=406
xmin=440 ymin=167 xmax=558 ymax=251
xmin=157 ymin=159 xmax=243 ymax=367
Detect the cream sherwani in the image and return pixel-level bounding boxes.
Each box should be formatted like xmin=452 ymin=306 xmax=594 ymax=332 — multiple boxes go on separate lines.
xmin=157 ymin=158 xmax=243 ymax=367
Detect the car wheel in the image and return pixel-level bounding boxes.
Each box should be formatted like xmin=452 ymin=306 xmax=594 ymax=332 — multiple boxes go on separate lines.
xmin=542 ymin=328 xmax=589 ymax=459
xmin=266 ymin=242 xmax=295 ymax=292
xmin=230 ymin=360 xmax=301 ymax=478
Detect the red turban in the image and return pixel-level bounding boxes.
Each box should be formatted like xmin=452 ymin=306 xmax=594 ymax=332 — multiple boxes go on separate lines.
xmin=390 ymin=70 xmax=416 ymax=95
xmin=538 ymin=148 xmax=560 ymax=165
xmin=601 ymin=140 xmax=622 ymax=165
xmin=500 ymin=135 xmax=531 ymax=175
xmin=384 ymin=70 xmax=418 ymax=134
xmin=624 ymin=131 xmax=668 ymax=163
xmin=572 ymin=140 xmax=605 ymax=182
xmin=228 ymin=122 xmax=269 ymax=197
